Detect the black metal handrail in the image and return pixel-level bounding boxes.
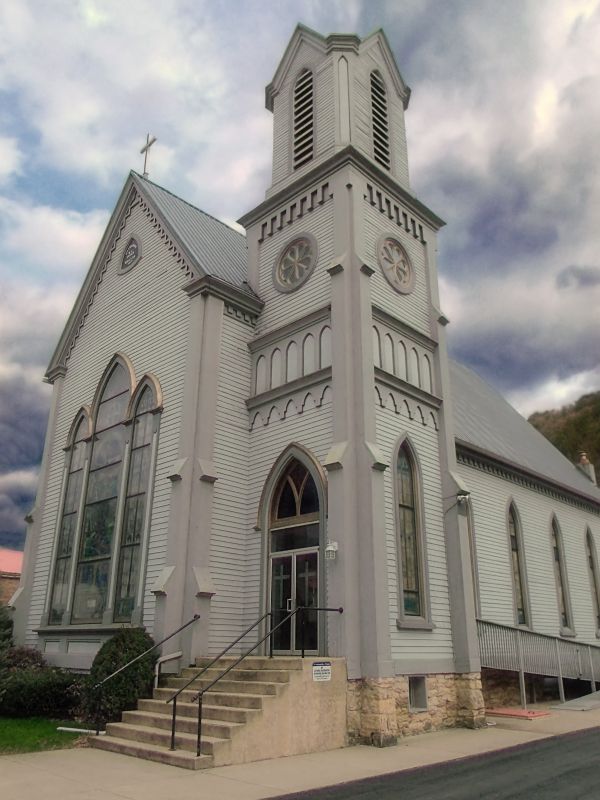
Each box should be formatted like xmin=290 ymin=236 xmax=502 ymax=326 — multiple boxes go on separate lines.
xmin=165 ymin=611 xmax=272 ymax=748
xmin=93 ymin=613 xmax=200 ymax=735
xmin=168 ymin=605 xmax=343 ymax=756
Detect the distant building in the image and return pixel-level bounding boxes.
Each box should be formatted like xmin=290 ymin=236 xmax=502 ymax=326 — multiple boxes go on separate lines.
xmin=11 ymin=24 xmax=600 ymax=751
xmin=0 ymin=548 xmax=23 ymax=606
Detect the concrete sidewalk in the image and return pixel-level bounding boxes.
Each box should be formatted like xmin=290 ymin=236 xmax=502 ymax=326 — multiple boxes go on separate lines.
xmin=2 ymin=707 xmax=600 ymax=800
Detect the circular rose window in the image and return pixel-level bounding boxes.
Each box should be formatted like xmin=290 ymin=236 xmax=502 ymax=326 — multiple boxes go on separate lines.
xmin=273 ymin=234 xmax=318 ymax=293
xmin=377 ymin=235 xmax=415 ymax=294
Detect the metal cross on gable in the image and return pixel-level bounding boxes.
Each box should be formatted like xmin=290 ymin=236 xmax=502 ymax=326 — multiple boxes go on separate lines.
xmin=140 ymin=133 xmax=157 ymax=178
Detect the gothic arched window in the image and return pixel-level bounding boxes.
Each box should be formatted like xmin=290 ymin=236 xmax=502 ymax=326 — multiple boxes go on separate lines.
xmin=551 ymin=517 xmax=573 ymax=634
xmin=48 ymin=411 xmax=90 ymax=624
xmin=371 ymin=70 xmax=390 ymax=170
xmin=395 ymin=440 xmax=429 ymax=626
xmin=48 ymin=357 xmax=161 ymax=627
xmin=293 ymin=69 xmax=314 ymax=170
xmin=508 ymin=504 xmax=529 ymax=626
xmin=586 ymin=529 xmax=600 ymax=633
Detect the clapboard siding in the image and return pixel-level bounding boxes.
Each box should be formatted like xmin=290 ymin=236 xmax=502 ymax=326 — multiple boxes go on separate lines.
xmin=362 ymin=199 xmax=431 ymax=336
xmin=209 ymin=312 xmax=252 ymax=652
xmin=25 ymin=198 xmax=189 ymax=644
xmin=375 ymin=401 xmax=454 ymax=660
xmin=244 ymin=391 xmax=333 ymax=628
xmin=457 ymin=460 xmax=600 ymax=644
xmin=352 ymin=46 xmax=410 ymax=188
xmin=256 ymin=200 xmax=334 ymax=333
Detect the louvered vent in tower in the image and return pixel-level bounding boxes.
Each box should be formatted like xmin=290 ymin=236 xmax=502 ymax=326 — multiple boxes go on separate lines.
xmin=371 ymin=71 xmax=390 ymax=170
xmin=293 ymin=70 xmax=314 ymax=170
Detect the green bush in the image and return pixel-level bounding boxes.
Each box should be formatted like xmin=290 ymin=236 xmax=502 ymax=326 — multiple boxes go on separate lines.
xmin=0 ymin=668 xmax=82 ymax=718
xmin=0 ymin=645 xmax=46 ymax=671
xmin=83 ymin=628 xmax=156 ymax=724
xmin=0 ymin=605 xmax=12 ymax=652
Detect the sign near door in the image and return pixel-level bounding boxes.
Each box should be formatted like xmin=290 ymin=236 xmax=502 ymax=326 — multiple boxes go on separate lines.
xmin=312 ymin=661 xmax=332 ymax=682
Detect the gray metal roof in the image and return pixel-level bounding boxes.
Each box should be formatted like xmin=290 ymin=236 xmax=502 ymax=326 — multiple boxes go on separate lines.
xmin=450 ymin=360 xmax=600 ymax=505
xmin=132 ymin=172 xmax=254 ymax=295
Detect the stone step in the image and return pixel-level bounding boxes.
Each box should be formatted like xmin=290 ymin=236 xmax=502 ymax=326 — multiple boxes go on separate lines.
xmin=153 ymin=686 xmax=266 ymax=709
xmin=195 ymin=655 xmax=303 ymax=671
xmin=179 ymin=666 xmax=292 ymax=684
xmin=89 ymin=733 xmax=212 ymax=770
xmin=105 ymin=721 xmax=224 ymax=756
xmin=122 ymin=709 xmax=242 ymax=739
xmin=139 ymin=697 xmax=259 ymax=724
xmin=162 ymin=676 xmax=280 ymax=696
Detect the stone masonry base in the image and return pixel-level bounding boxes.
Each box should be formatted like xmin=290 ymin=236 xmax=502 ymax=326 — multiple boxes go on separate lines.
xmin=347 ymin=672 xmax=486 ymax=746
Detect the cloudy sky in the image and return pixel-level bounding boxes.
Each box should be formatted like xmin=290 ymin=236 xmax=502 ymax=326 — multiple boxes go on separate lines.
xmin=1 ymin=0 xmax=599 ymax=551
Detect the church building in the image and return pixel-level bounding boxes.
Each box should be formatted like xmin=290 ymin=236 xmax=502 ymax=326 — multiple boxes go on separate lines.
xmin=11 ymin=25 xmax=600 ymax=757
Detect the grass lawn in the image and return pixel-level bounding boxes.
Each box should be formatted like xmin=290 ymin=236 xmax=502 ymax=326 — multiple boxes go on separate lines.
xmin=0 ymin=717 xmax=84 ymax=754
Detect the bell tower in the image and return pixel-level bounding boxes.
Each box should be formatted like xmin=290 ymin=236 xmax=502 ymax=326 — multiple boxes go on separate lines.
xmin=240 ymin=25 xmax=481 ymax=715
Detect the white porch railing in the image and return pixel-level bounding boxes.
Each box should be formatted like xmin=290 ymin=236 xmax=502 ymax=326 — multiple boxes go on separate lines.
xmin=477 ymin=619 xmax=600 ymax=708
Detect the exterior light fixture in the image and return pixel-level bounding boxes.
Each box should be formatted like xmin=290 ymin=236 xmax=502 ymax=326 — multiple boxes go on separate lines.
xmin=325 ymin=541 xmax=339 ymax=560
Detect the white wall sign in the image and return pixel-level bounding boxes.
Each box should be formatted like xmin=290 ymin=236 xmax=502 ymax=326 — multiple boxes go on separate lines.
xmin=312 ymin=661 xmax=332 ymax=681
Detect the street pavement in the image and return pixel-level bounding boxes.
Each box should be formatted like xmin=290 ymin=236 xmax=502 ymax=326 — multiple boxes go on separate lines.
xmin=2 ymin=707 xmax=600 ymax=800
xmin=271 ymin=728 xmax=600 ymax=799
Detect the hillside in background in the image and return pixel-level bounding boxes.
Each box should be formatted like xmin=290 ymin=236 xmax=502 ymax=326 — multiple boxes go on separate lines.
xmin=529 ymin=391 xmax=600 ymax=470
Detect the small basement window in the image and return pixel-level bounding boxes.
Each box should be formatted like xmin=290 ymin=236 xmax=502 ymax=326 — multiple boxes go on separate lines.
xmin=408 ymin=676 xmax=427 ymax=711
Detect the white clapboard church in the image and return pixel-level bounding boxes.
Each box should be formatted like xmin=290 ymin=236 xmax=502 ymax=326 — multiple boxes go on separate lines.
xmin=11 ymin=24 xmax=600 ymax=765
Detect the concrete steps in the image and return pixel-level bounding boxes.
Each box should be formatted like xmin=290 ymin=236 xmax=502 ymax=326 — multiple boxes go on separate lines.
xmin=89 ymin=656 xmax=304 ymax=769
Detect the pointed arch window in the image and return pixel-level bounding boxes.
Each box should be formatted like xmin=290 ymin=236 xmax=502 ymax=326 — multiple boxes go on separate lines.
xmin=371 ymin=71 xmax=391 ymax=170
xmin=586 ymin=529 xmax=600 ymax=633
xmin=551 ymin=517 xmax=573 ymax=634
xmin=508 ymin=504 xmax=529 ymax=626
xmin=293 ymin=69 xmax=314 ymax=170
xmin=47 ymin=358 xmax=161 ymax=627
xmin=48 ymin=413 xmax=90 ymax=624
xmin=395 ymin=440 xmax=430 ymax=627
xmin=114 ymin=386 xmax=156 ymax=622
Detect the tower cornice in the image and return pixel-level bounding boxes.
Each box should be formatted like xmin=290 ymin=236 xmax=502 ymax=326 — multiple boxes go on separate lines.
xmin=238 ymin=145 xmax=445 ymax=232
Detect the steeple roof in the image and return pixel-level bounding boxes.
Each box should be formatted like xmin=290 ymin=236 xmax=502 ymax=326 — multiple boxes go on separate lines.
xmin=265 ymin=24 xmax=411 ymax=112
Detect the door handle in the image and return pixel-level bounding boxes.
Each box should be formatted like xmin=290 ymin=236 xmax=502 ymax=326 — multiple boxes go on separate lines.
xmin=286 ymin=597 xmax=293 ymax=612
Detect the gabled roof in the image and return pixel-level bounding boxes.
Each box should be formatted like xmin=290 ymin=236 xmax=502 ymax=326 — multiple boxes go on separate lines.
xmin=46 ymin=172 xmax=255 ymax=379
xmin=133 ymin=173 xmax=251 ymax=293
xmin=266 ymin=24 xmax=410 ymax=111
xmin=450 ymin=360 xmax=600 ymax=505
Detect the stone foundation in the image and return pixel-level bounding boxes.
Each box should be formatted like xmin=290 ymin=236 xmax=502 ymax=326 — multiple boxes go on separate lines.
xmin=347 ymin=672 xmax=486 ymax=745
xmin=480 ymin=668 xmax=522 ymax=707
xmin=481 ymin=668 xmax=563 ymax=707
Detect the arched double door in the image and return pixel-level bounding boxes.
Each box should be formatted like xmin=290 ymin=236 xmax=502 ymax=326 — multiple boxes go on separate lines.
xmin=268 ymin=459 xmax=322 ymax=654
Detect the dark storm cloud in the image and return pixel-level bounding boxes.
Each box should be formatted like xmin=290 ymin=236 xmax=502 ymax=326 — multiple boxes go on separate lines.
xmin=0 ymin=374 xmax=50 ymax=550
xmin=556 ymin=265 xmax=600 ymax=290
xmin=0 ymin=374 xmax=49 ymax=471
xmin=450 ymin=320 xmax=600 ymax=396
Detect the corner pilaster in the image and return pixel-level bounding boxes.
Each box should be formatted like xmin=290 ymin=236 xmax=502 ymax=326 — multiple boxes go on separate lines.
xmin=326 ymin=170 xmax=393 ymax=679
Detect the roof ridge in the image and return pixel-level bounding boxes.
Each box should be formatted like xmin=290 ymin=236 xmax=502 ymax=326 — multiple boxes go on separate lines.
xmin=131 ymin=171 xmax=246 ymax=240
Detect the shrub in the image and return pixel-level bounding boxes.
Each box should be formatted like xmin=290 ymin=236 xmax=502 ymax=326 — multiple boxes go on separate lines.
xmin=0 ymin=645 xmax=46 ymax=671
xmin=0 ymin=604 xmax=12 ymax=651
xmin=0 ymin=668 xmax=82 ymax=718
xmin=83 ymin=628 xmax=156 ymax=724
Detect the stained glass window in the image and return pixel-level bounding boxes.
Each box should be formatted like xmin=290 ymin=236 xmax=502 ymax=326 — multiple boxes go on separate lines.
xmin=49 ymin=417 xmax=88 ymax=624
xmin=508 ymin=505 xmax=528 ymax=626
xmin=397 ymin=444 xmax=421 ymax=617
